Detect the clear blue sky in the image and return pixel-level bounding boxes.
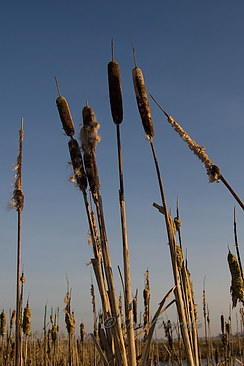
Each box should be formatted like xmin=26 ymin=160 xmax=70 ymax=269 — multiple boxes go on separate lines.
xmin=0 ymin=0 xmax=243 ymax=338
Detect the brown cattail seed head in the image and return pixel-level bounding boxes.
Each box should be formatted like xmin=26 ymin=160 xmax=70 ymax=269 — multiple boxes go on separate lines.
xmin=0 ymin=310 xmax=6 ymax=336
xmin=82 ymin=104 xmax=96 ymax=127
xmin=68 ymin=139 xmax=87 ymax=191
xmin=226 ymin=322 xmax=231 ymax=335
xmin=107 ymin=61 xmax=123 ymax=125
xmin=56 ymin=96 xmax=75 ymax=137
xmin=10 ymin=310 xmax=16 ymax=330
xmin=80 ymin=322 xmax=85 ymax=342
xmin=23 ymin=306 xmax=31 ymax=336
xmin=80 ymin=104 xmax=101 ymax=154
xmin=132 ymin=66 xmax=154 ymax=138
xmin=133 ymin=298 xmax=137 ymax=324
xmin=83 ymin=152 xmax=100 ymax=197
xmin=221 ymin=314 xmax=224 ymax=334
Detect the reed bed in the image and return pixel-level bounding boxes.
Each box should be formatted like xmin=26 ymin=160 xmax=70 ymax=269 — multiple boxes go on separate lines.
xmin=4 ymin=41 xmax=244 ymax=366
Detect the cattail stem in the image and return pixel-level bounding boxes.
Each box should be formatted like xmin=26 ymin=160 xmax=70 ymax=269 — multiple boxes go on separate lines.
xmin=15 ymin=209 xmax=21 ymax=366
xmin=176 ymin=197 xmax=182 ymax=249
xmin=234 ymin=207 xmax=243 ymax=280
xmin=149 ymin=138 xmax=195 ymax=366
xmin=14 ymin=118 xmax=24 ymax=366
xmin=43 ymin=304 xmax=47 ymax=366
xmin=94 ymin=188 xmax=127 ymax=366
xmin=219 ymin=175 xmax=244 ymax=211
xmin=150 ymin=94 xmax=244 ymax=211
xmin=55 ymin=76 xmax=61 ymax=97
xmin=116 ymin=124 xmax=137 ymax=366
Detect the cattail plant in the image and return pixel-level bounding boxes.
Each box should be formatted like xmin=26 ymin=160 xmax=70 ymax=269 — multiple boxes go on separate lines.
xmin=5 ymin=309 xmax=16 ymax=365
xmin=80 ymin=101 xmax=128 ymax=365
xmin=55 ymin=80 xmax=118 ymax=365
xmin=0 ymin=309 xmax=6 ymax=364
xmin=90 ymin=281 xmax=97 ymax=366
xmin=227 ymin=250 xmax=244 ymax=307
xmin=9 ymin=118 xmax=24 ymax=366
xmin=233 ymin=207 xmax=243 ymax=280
xmin=149 ymin=94 xmax=244 ymax=211
xmin=143 ymin=270 xmax=150 ymax=342
xmin=64 ymin=284 xmax=75 ymax=366
xmin=107 ymin=39 xmax=137 ymax=366
xmin=133 ymin=290 xmax=138 ymax=326
xmin=19 ymin=266 xmax=25 ymax=366
xmin=203 ymin=278 xmax=208 ymax=346
xmin=132 ymin=43 xmax=197 ymax=366
xmin=23 ymin=300 xmax=31 ymax=366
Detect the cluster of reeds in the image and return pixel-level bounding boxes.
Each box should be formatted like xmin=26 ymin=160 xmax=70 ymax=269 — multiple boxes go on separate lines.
xmin=6 ymin=39 xmax=244 ymax=366
xmin=55 ymin=41 xmax=179 ymax=365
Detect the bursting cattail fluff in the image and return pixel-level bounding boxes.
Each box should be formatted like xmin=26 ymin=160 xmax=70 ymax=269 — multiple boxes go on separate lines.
xmin=167 ymin=115 xmax=219 ymax=183
xmin=68 ymin=138 xmax=87 ymax=191
xmin=80 ymin=103 xmax=101 ymax=197
xmin=228 ymin=250 xmax=244 ymax=307
xmin=80 ymin=103 xmax=101 ymax=154
xmin=132 ymin=66 xmax=154 ymax=138
xmin=9 ymin=121 xmax=24 ymax=211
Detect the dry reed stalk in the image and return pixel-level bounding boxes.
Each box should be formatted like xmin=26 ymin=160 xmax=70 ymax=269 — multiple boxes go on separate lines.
xmin=143 ymin=270 xmax=150 ymax=342
xmin=80 ymin=102 xmax=128 ymax=366
xmin=172 ymin=205 xmax=200 ymax=366
xmin=132 ymin=47 xmax=195 ymax=366
xmin=234 ymin=207 xmax=243 ymax=280
xmin=140 ymin=287 xmax=176 ymax=366
xmin=22 ymin=300 xmax=31 ymax=366
xmin=9 ymin=118 xmax=24 ymax=366
xmin=64 ymin=279 xmax=75 ymax=366
xmin=108 ymin=39 xmax=136 ymax=366
xmin=90 ymin=333 xmax=110 ymax=366
xmin=19 ymin=266 xmax=25 ymax=366
xmin=203 ymin=278 xmax=208 ymax=346
xmin=150 ymin=94 xmax=244 ymax=211
xmin=43 ymin=304 xmax=47 ymax=366
xmin=55 ymin=84 xmax=115 ymax=362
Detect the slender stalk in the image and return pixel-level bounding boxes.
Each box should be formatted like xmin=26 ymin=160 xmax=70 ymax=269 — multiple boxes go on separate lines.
xmin=116 ymin=124 xmax=137 ymax=366
xmin=149 ymin=94 xmax=244 ymax=211
xmin=15 ymin=210 xmax=22 ymax=366
xmin=14 ymin=118 xmax=24 ymax=366
xmin=234 ymin=207 xmax=243 ymax=280
xmin=220 ymin=175 xmax=244 ymax=211
xmin=43 ymin=304 xmax=47 ymax=366
xmin=149 ymin=138 xmax=195 ymax=366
